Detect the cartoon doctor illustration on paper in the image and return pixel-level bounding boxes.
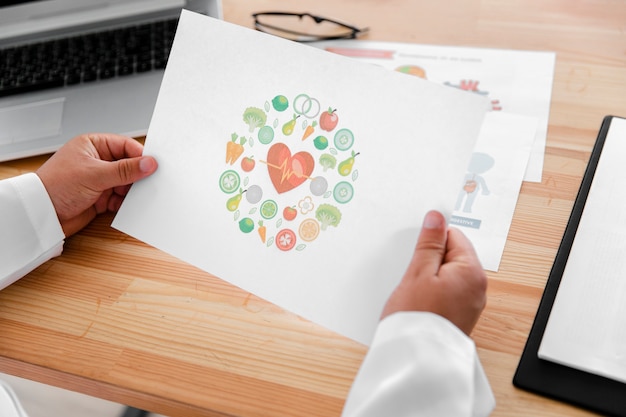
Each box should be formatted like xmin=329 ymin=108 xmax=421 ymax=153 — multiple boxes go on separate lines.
xmin=455 ymin=152 xmax=494 ymax=213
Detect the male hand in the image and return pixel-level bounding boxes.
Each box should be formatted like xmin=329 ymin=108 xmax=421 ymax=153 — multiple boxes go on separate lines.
xmin=36 ymin=133 xmax=158 ymax=237
xmin=381 ymin=210 xmax=487 ymax=335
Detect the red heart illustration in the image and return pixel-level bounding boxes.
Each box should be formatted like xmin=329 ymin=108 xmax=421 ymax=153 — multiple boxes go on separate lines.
xmin=266 ymin=143 xmax=314 ymax=194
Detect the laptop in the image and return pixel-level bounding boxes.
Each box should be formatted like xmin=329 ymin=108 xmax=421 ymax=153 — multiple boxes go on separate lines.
xmin=0 ymin=0 xmax=222 ymax=162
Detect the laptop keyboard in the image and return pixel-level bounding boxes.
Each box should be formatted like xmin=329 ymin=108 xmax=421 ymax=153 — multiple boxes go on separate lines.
xmin=0 ymin=18 xmax=178 ymax=98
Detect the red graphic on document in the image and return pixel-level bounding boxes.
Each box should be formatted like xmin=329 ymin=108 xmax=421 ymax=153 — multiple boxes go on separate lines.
xmin=265 ymin=143 xmax=314 ymax=194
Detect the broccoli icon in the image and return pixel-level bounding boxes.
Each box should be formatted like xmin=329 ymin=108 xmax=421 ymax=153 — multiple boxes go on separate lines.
xmin=315 ymin=204 xmax=342 ymax=231
xmin=243 ymin=107 xmax=267 ymax=133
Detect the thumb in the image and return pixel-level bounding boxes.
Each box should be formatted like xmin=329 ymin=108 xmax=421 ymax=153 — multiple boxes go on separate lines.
xmin=96 ymin=156 xmax=158 ymax=190
xmin=409 ymin=210 xmax=448 ymax=278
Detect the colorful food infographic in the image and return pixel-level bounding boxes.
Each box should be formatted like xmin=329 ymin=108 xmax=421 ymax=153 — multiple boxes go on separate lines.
xmin=218 ymin=94 xmax=359 ymax=252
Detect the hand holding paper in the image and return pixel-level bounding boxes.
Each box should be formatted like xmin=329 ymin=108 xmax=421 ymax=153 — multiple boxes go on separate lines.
xmin=381 ymin=210 xmax=487 ymax=336
xmin=113 ymin=11 xmax=489 ymax=344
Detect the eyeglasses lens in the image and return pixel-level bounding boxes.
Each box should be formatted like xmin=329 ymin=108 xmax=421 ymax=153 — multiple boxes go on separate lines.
xmin=255 ymin=14 xmax=355 ymax=41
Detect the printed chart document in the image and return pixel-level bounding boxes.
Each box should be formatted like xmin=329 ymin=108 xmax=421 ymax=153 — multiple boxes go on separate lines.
xmin=113 ymin=11 xmax=489 ymax=345
xmin=314 ymin=40 xmax=555 ymax=183
xmin=539 ymin=117 xmax=626 ymax=383
xmin=451 ymin=111 xmax=537 ymax=271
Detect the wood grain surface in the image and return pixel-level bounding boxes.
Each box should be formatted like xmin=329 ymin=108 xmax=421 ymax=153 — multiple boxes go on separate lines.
xmin=1 ymin=1 xmax=625 ymax=416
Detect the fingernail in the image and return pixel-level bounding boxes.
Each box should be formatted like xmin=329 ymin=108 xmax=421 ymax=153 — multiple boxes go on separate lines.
xmin=422 ymin=210 xmax=443 ymax=229
xmin=139 ymin=157 xmax=156 ymax=173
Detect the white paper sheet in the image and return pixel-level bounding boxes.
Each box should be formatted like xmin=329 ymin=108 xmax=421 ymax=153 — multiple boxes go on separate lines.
xmin=113 ymin=11 xmax=489 ymax=345
xmin=451 ymin=112 xmax=537 ymax=271
xmin=539 ymin=117 xmax=626 ymax=383
xmin=313 ymin=40 xmax=555 ymax=183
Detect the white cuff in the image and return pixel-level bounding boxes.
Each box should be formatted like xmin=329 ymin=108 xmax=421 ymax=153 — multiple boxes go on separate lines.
xmin=0 ymin=173 xmax=64 ymax=290
xmin=0 ymin=380 xmax=30 ymax=417
xmin=342 ymin=311 xmax=495 ymax=417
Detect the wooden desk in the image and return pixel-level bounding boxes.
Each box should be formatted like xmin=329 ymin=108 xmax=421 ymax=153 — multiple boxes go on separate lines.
xmin=1 ymin=1 xmax=625 ymax=416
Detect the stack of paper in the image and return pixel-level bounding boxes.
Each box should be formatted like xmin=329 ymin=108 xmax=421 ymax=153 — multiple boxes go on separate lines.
xmin=313 ymin=40 xmax=555 ymax=271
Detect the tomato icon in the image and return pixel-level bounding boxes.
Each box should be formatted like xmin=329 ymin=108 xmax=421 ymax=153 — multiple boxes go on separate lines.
xmin=275 ymin=229 xmax=296 ymax=251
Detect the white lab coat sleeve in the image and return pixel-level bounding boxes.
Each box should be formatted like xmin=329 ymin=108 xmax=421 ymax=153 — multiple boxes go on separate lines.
xmin=342 ymin=311 xmax=495 ymax=417
xmin=0 ymin=173 xmax=64 ymax=290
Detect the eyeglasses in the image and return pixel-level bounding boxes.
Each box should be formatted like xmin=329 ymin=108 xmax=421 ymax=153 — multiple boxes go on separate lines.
xmin=252 ymin=12 xmax=369 ymax=42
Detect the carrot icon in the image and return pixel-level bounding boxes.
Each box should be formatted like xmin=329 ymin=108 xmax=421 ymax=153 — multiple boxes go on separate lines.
xmin=226 ymin=133 xmax=247 ymax=165
xmin=301 ymin=121 xmax=317 ymax=141
xmin=258 ymin=220 xmax=266 ymax=243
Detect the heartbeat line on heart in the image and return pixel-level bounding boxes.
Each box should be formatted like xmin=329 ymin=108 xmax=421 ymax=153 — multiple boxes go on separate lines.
xmin=260 ymin=159 xmax=312 ymax=182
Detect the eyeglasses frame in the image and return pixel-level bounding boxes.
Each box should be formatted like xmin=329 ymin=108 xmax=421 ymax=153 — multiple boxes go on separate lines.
xmin=252 ymin=12 xmax=369 ymax=42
